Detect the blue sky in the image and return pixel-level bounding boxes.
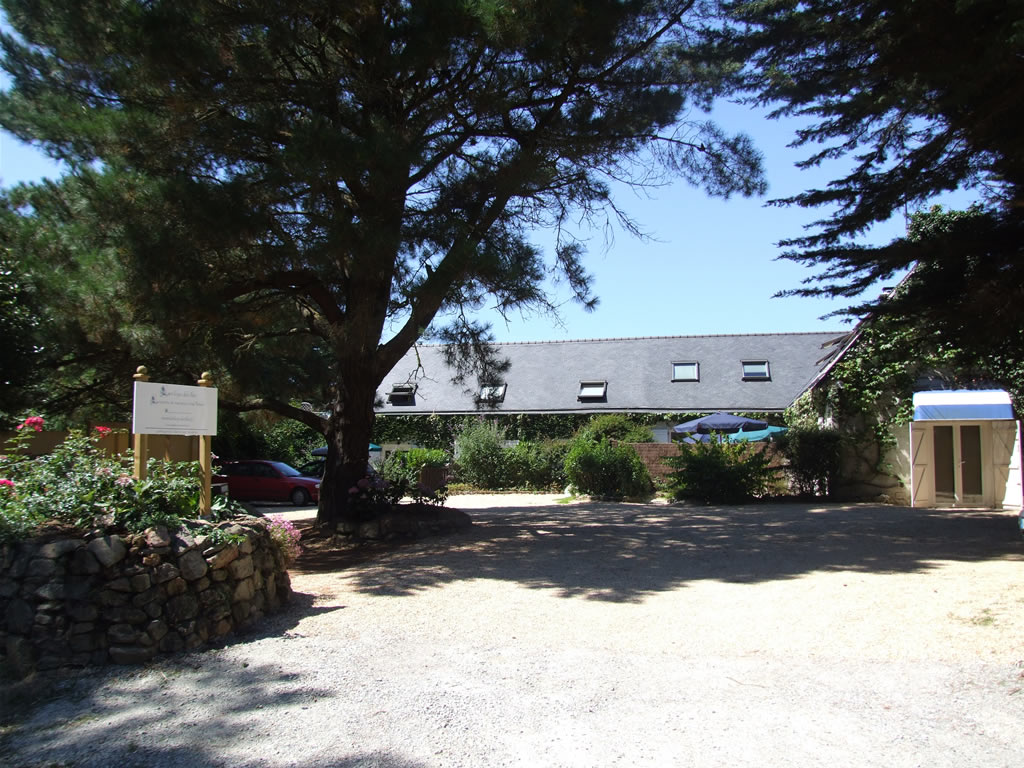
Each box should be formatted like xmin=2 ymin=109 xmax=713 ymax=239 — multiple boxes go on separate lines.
xmin=0 ymin=38 xmax=974 ymax=345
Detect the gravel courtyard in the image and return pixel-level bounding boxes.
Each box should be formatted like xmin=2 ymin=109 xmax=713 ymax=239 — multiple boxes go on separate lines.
xmin=3 ymin=495 xmax=1023 ymax=767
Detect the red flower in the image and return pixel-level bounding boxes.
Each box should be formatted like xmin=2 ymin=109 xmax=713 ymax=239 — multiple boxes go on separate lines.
xmin=17 ymin=416 xmax=44 ymax=432
xmin=94 ymin=426 xmax=112 ymax=436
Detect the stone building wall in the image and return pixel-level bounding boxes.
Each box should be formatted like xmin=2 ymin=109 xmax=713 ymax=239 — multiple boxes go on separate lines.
xmin=1 ymin=517 xmax=292 ymax=678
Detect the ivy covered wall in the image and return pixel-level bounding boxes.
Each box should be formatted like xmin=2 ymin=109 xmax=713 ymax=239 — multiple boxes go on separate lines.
xmin=789 ymin=305 xmax=1022 ymax=503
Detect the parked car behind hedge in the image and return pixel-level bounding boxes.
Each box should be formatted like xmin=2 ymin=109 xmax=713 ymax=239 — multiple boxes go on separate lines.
xmin=219 ymin=460 xmax=320 ymax=505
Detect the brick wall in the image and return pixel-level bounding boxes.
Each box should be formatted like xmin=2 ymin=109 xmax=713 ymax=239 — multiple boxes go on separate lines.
xmin=626 ymin=442 xmax=679 ymax=483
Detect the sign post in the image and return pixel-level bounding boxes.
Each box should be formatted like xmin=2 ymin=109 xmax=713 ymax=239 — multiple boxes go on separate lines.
xmin=132 ymin=366 xmax=150 ymax=481
xmin=131 ymin=368 xmax=219 ymax=518
xmin=197 ymin=372 xmax=214 ymax=518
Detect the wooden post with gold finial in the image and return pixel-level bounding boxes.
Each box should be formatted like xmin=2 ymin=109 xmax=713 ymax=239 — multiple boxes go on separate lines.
xmin=132 ymin=366 xmax=149 ymax=480
xmin=197 ymin=372 xmax=214 ymax=518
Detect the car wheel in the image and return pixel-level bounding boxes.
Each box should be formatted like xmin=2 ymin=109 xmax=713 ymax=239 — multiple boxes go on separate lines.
xmin=290 ymin=487 xmax=311 ymax=506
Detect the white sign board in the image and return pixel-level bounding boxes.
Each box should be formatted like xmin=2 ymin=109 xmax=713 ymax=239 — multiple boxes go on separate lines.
xmin=133 ymin=381 xmax=218 ymax=436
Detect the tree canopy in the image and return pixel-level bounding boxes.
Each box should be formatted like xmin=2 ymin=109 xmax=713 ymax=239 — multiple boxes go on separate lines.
xmin=0 ymin=1 xmax=765 ymax=527
xmin=711 ymin=0 xmax=1024 ymax=372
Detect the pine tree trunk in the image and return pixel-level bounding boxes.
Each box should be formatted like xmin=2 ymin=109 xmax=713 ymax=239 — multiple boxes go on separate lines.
xmin=315 ymin=377 xmax=376 ymax=533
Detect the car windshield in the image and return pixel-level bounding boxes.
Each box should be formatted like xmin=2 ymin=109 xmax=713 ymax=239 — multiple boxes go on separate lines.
xmin=268 ymin=461 xmax=302 ymax=477
xmin=297 ymin=460 xmax=324 ymax=477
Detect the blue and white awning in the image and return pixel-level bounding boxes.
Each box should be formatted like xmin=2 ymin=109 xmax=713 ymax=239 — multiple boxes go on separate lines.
xmin=912 ymin=390 xmax=1015 ymax=421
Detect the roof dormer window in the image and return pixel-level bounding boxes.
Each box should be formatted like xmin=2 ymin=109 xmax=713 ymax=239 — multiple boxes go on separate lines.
xmin=741 ymin=361 xmax=770 ymax=381
xmin=478 ymin=384 xmax=507 ymax=404
xmin=387 ymin=383 xmax=417 ymax=405
xmin=578 ymin=380 xmax=607 ymax=400
xmin=672 ymin=362 xmax=699 ymax=382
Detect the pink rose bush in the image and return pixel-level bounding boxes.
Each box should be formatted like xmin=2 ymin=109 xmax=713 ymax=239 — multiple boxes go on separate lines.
xmin=265 ymin=514 xmax=302 ymax=566
xmin=1 ymin=420 xmax=242 ymax=543
xmin=16 ymin=415 xmax=44 ymax=432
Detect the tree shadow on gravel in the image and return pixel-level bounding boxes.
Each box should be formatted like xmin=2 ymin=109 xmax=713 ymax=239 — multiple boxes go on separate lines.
xmin=325 ymin=502 xmax=1023 ymax=603
xmin=0 ymin=592 xmax=355 ymax=767
xmin=1 ymin=648 xmax=432 ymax=768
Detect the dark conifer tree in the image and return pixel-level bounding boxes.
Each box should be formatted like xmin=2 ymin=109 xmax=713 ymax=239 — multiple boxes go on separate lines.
xmin=711 ymin=0 xmax=1024 ymax=375
xmin=1 ymin=1 xmax=764 ymax=528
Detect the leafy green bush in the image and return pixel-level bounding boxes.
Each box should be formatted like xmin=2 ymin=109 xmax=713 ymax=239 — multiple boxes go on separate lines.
xmin=346 ymin=468 xmax=449 ymax=519
xmin=665 ymin=439 xmax=778 ymax=504
xmin=574 ymin=413 xmax=654 ymax=444
xmin=214 ymin=411 xmax=322 ymax=466
xmin=377 ymin=448 xmax=449 ymax=489
xmin=0 ymin=416 xmax=226 ymax=542
xmin=564 ymin=438 xmax=652 ymax=499
xmin=261 ymin=418 xmax=324 ymax=467
xmin=452 ymin=418 xmax=650 ymax=492
xmin=372 ymin=413 xmax=463 ymax=451
xmin=503 ymin=440 xmax=570 ymax=491
xmin=776 ymin=426 xmax=843 ymax=497
xmin=454 ymin=419 xmax=508 ymax=489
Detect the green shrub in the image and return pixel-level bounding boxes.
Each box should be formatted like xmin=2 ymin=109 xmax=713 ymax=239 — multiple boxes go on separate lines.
xmin=776 ymin=426 xmax=843 ymax=497
xmin=574 ymin=413 xmax=654 ymax=444
xmin=0 ymin=416 xmax=226 ymax=542
xmin=377 ymin=448 xmax=449 ymax=489
xmin=261 ymin=418 xmax=324 ymax=467
xmin=665 ymin=439 xmax=778 ymax=504
xmin=214 ymin=411 xmax=322 ymax=466
xmin=503 ymin=440 xmax=570 ymax=491
xmin=564 ymin=438 xmax=652 ymax=499
xmin=454 ymin=419 xmax=508 ymax=489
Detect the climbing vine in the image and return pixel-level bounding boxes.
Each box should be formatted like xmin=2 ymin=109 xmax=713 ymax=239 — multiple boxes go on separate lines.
xmin=792 ymin=303 xmax=1024 ymax=481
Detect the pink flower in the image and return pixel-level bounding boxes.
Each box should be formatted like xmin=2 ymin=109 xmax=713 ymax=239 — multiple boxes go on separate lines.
xmin=115 ymin=474 xmax=133 ymax=487
xmin=0 ymin=478 xmax=14 ymax=491
xmin=17 ymin=416 xmax=44 ymax=432
xmin=95 ymin=466 xmax=114 ymax=477
xmin=94 ymin=426 xmax=112 ymax=436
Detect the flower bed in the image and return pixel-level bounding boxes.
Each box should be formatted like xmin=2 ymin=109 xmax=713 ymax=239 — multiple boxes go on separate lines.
xmin=0 ymin=417 xmax=296 ymax=677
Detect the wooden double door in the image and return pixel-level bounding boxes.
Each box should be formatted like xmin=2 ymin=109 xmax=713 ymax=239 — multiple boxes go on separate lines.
xmin=910 ymin=420 xmax=1019 ymax=507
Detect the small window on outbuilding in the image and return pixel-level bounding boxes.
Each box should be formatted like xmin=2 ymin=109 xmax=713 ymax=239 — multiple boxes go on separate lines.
xmin=578 ymin=380 xmax=608 ymax=400
xmin=387 ymin=383 xmax=417 ymax=405
xmin=741 ymin=361 xmax=770 ymax=380
xmin=478 ymin=384 xmax=507 ymax=404
xmin=672 ymin=362 xmax=699 ymax=382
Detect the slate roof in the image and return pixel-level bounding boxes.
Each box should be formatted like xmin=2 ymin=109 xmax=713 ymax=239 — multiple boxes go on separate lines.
xmin=375 ymin=332 xmax=842 ymax=416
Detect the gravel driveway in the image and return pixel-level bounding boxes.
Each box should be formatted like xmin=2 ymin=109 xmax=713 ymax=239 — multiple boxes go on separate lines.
xmin=3 ymin=496 xmax=1024 ymax=767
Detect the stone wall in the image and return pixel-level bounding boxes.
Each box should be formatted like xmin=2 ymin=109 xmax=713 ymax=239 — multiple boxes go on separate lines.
xmin=1 ymin=516 xmax=292 ymax=678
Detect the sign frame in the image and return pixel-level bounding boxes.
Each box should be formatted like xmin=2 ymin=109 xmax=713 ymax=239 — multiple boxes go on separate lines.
xmin=132 ymin=381 xmax=218 ymax=436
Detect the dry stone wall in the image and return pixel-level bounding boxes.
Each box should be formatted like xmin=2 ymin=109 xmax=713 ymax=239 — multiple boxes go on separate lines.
xmin=1 ymin=516 xmax=292 ymax=678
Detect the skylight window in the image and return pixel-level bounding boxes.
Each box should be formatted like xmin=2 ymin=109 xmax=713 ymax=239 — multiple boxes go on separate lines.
xmin=578 ymin=380 xmax=607 ymax=400
xmin=741 ymin=361 xmax=770 ymax=380
xmin=478 ymin=384 xmax=507 ymax=403
xmin=672 ymin=362 xmax=699 ymax=382
xmin=387 ymin=383 xmax=417 ymax=405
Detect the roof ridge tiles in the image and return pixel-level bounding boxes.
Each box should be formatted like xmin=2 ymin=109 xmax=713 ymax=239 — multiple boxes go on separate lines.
xmin=408 ymin=330 xmax=843 ymax=348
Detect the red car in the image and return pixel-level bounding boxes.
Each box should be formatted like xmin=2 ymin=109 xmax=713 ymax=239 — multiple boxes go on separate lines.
xmin=218 ymin=460 xmax=320 ymax=505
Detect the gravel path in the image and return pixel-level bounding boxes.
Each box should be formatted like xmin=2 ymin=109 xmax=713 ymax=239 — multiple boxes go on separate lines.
xmin=3 ymin=496 xmax=1024 ymax=767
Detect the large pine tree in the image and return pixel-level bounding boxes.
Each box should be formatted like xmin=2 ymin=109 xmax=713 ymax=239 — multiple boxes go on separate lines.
xmin=710 ymin=0 xmax=1024 ymax=374
xmin=1 ymin=1 xmax=765 ymax=529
